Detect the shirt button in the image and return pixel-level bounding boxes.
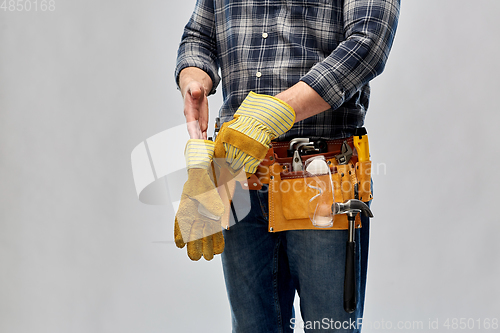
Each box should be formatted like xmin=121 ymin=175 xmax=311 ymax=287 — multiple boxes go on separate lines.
xmin=256 ymin=71 xmax=262 ymax=78
xmin=262 ymin=32 xmax=268 ymax=39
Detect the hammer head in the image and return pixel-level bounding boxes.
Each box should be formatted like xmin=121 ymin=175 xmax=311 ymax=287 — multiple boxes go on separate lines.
xmin=332 ymin=199 xmax=373 ymax=218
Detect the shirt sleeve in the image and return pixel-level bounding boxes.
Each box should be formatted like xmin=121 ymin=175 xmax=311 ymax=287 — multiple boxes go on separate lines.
xmin=300 ymin=0 xmax=400 ymax=110
xmin=175 ymin=0 xmax=220 ymax=95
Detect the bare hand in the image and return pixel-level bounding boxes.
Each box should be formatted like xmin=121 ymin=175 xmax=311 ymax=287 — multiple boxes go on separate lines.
xmin=183 ymin=81 xmax=209 ymax=140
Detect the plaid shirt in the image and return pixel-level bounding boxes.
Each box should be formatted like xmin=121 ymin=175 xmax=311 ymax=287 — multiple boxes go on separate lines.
xmin=175 ymin=0 xmax=400 ymax=140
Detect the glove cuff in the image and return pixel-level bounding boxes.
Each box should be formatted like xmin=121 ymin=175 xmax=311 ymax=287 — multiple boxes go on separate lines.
xmin=233 ymin=91 xmax=296 ymax=138
xmin=223 ymin=142 xmax=261 ymax=174
xmin=227 ymin=115 xmax=273 ymax=146
xmin=184 ymin=139 xmax=215 ymax=169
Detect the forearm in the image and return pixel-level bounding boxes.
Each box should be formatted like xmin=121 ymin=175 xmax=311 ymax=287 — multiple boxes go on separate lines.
xmin=300 ymin=0 xmax=400 ymax=110
xmin=178 ymin=67 xmax=213 ymax=98
xmin=275 ymin=81 xmax=330 ymax=123
xmin=175 ymin=0 xmax=220 ymax=96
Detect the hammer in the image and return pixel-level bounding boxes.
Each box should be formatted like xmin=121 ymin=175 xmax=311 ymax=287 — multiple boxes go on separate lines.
xmin=332 ymin=199 xmax=373 ymax=313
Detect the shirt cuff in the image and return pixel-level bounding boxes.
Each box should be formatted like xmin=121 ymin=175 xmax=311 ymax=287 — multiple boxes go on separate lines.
xmin=175 ymin=56 xmax=221 ymax=96
xmin=300 ymin=62 xmax=346 ymax=111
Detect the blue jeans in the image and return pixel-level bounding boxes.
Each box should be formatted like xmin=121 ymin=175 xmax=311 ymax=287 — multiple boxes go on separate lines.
xmin=222 ymin=184 xmax=370 ymax=333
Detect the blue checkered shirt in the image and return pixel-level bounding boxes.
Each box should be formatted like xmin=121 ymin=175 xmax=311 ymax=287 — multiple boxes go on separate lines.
xmin=175 ymin=0 xmax=400 ymax=140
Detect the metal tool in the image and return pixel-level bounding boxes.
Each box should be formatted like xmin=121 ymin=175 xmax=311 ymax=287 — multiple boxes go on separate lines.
xmin=335 ymin=141 xmax=353 ymax=165
xmin=332 ymin=199 xmax=373 ymax=313
xmin=288 ymin=138 xmax=310 ymax=152
xmin=300 ymin=139 xmax=327 ymax=156
xmin=292 ymin=150 xmax=303 ymax=171
xmin=215 ymin=117 xmax=221 ymax=132
xmin=299 ymin=144 xmax=319 ymax=155
xmin=288 ymin=139 xmax=309 ymax=171
xmin=288 ymin=139 xmax=329 ymax=171
xmin=295 ymin=142 xmax=322 ymax=170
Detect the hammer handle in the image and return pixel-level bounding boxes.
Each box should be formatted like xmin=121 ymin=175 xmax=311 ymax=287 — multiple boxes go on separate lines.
xmin=343 ymin=241 xmax=356 ymax=313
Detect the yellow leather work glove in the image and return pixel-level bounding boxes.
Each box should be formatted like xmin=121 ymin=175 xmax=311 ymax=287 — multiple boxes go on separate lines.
xmin=212 ymin=162 xmax=248 ymax=230
xmin=214 ymin=92 xmax=295 ymax=176
xmin=174 ymin=139 xmax=225 ymax=261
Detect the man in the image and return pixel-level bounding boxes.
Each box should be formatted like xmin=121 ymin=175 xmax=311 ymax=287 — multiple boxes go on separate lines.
xmin=174 ymin=0 xmax=399 ymax=332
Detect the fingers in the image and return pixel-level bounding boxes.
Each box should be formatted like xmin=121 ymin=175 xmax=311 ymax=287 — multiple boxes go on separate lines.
xmin=210 ymin=222 xmax=225 ymax=258
xmin=198 ymin=101 xmax=209 ymax=139
xmin=186 ymin=120 xmax=204 ymax=140
xmin=212 ymin=231 xmax=225 ymax=255
xmin=202 ymin=226 xmax=214 ymax=261
xmin=186 ymin=221 xmax=225 ymax=261
xmin=174 ymin=218 xmax=186 ymax=249
xmin=187 ymin=241 xmax=203 ymax=261
xmin=176 ymin=195 xmax=226 ymax=261
xmin=175 ymin=196 xmax=197 ymax=244
xmin=187 ymin=222 xmax=204 ymax=261
xmin=184 ymin=82 xmax=209 ymax=140
xmin=201 ymin=222 xmax=223 ymax=260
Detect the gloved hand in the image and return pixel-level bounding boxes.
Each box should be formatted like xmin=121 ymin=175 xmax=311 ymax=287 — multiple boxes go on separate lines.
xmin=214 ymin=91 xmax=295 ymax=176
xmin=174 ymin=139 xmax=225 ymax=261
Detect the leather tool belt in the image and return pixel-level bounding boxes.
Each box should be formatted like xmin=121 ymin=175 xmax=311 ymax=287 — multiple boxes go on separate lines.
xmin=245 ymin=137 xmax=373 ymax=232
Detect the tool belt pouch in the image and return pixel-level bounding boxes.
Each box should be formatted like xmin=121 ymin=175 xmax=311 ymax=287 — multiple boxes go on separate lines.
xmin=266 ymin=140 xmax=372 ymax=232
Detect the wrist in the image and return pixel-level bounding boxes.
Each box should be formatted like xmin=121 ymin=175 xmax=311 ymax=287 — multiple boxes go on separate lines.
xmin=275 ymin=82 xmax=330 ymax=123
xmin=179 ymin=67 xmax=213 ymax=98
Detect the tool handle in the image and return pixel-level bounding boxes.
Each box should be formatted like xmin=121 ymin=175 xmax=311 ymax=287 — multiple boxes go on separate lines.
xmin=353 ymin=133 xmax=370 ymax=162
xmin=343 ymin=241 xmax=356 ymax=313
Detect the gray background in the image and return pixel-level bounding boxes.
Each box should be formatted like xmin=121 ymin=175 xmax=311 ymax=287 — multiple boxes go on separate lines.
xmin=1 ymin=0 xmax=499 ymax=332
